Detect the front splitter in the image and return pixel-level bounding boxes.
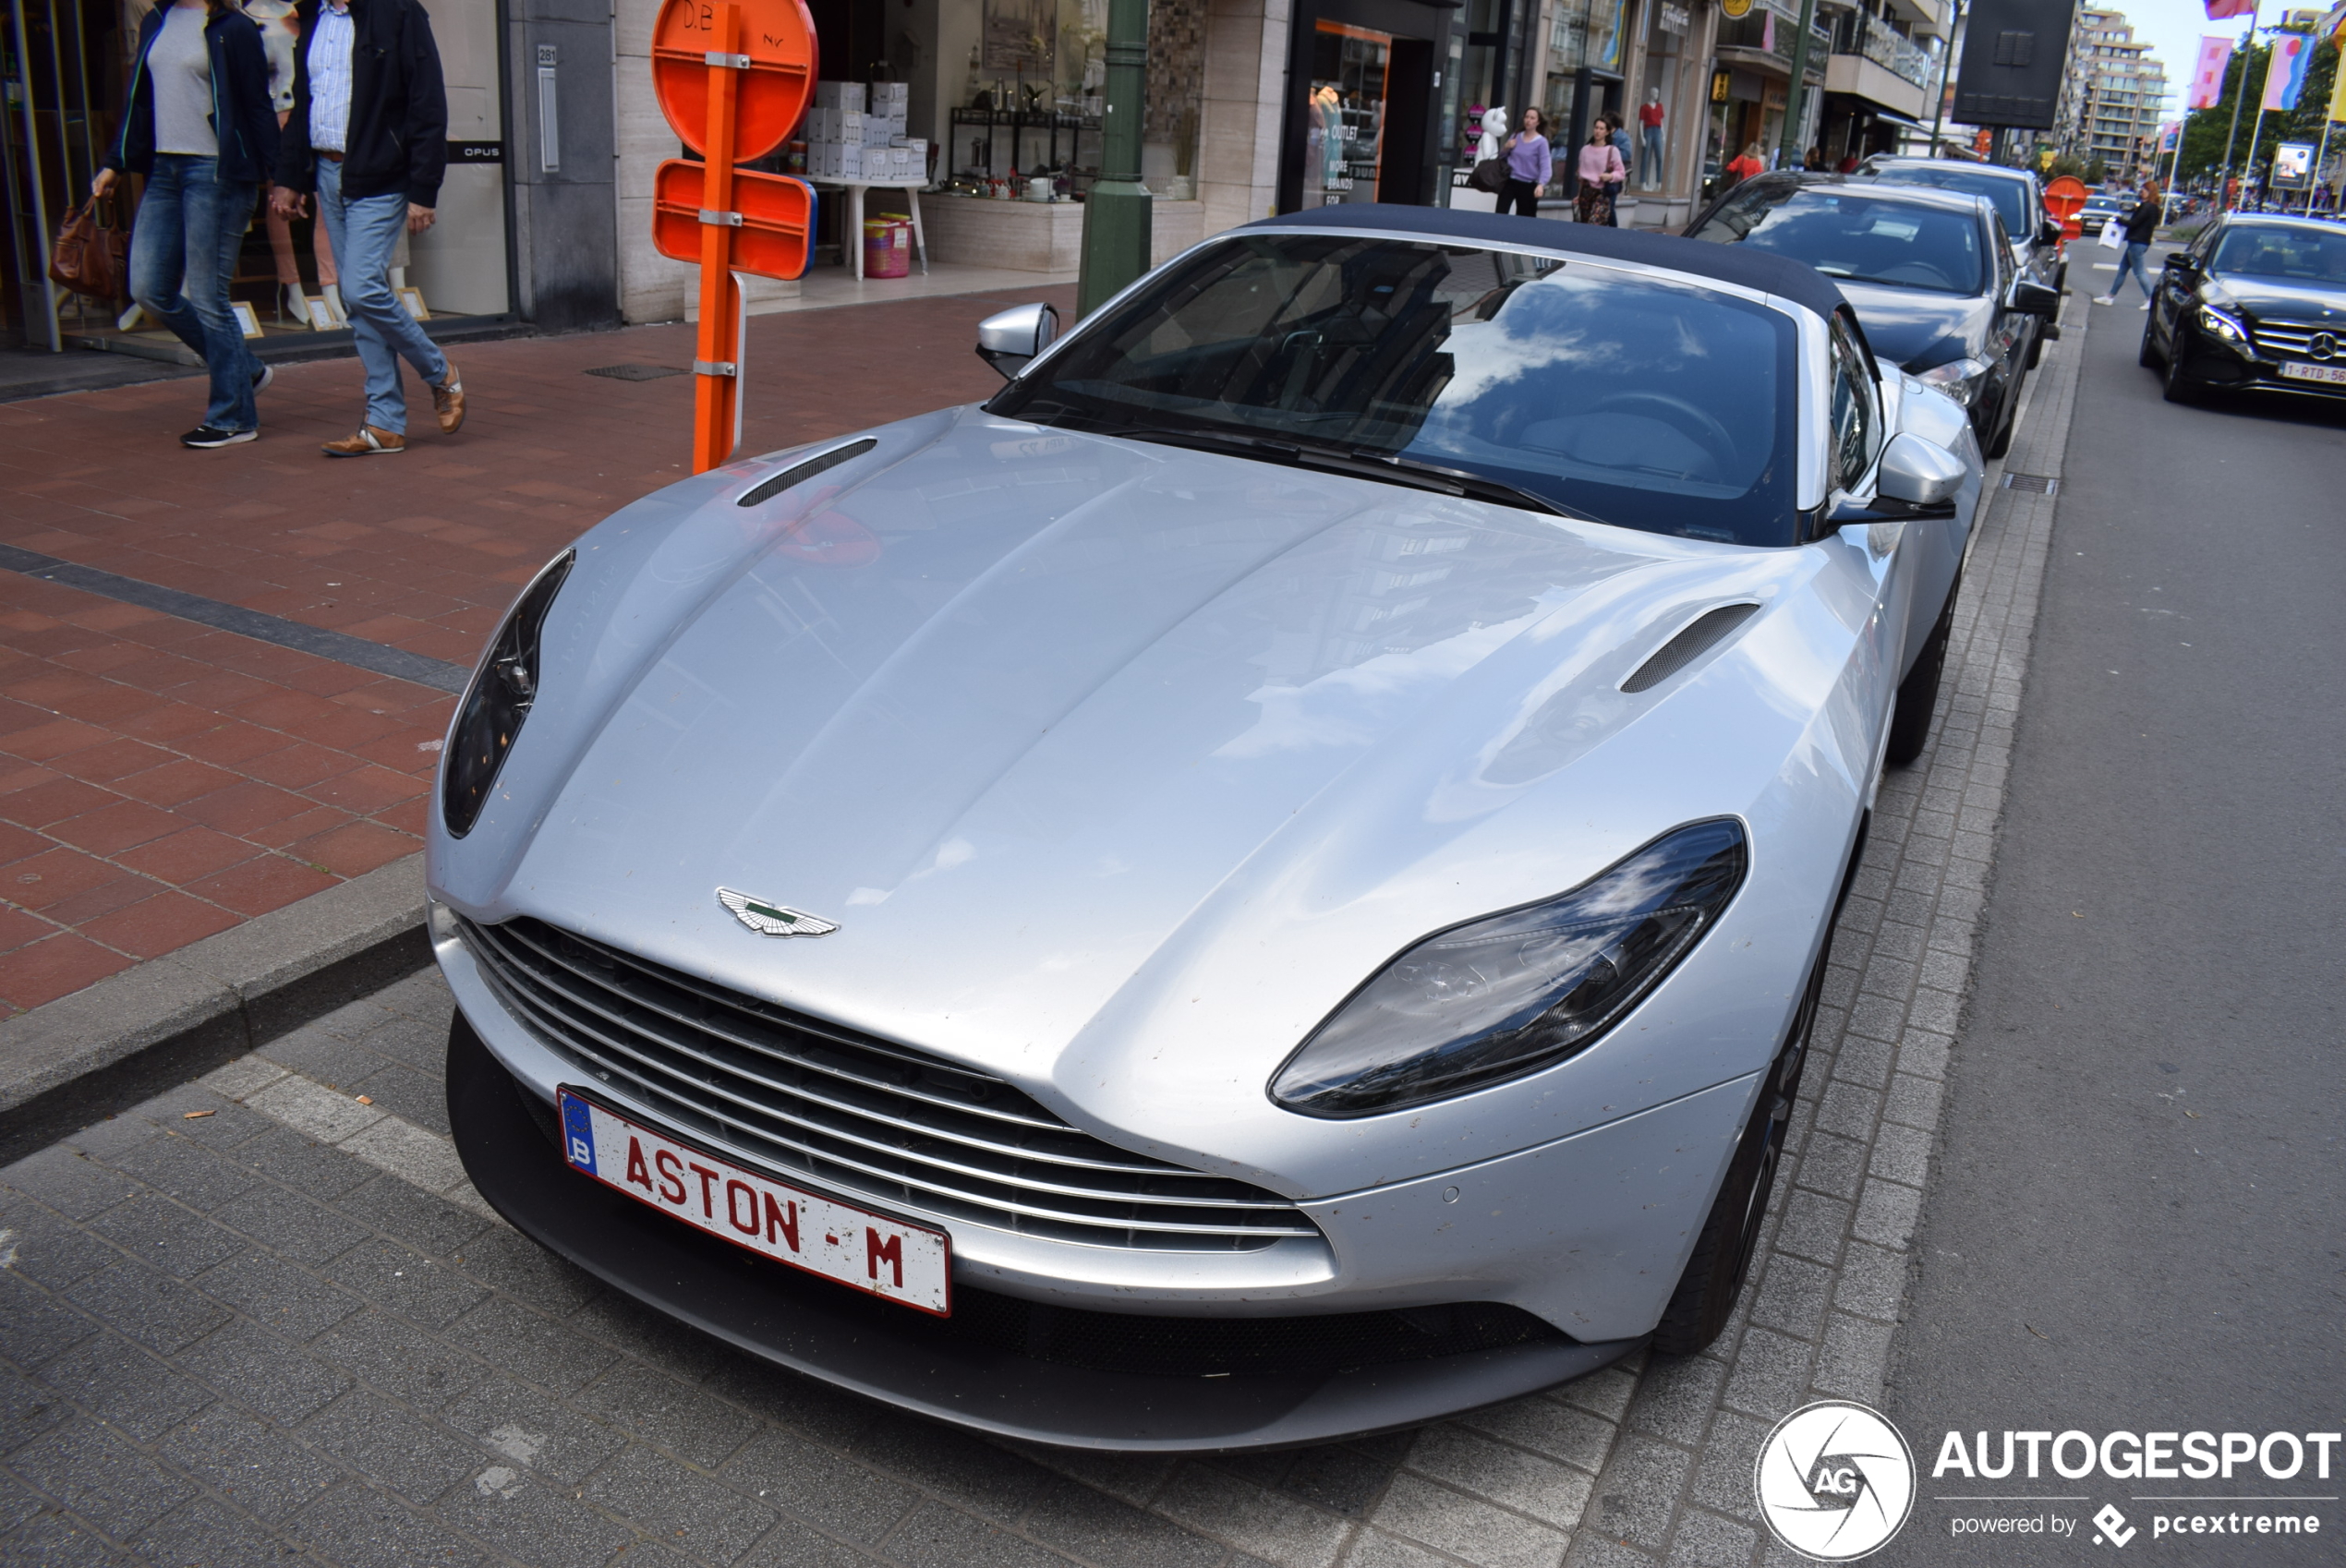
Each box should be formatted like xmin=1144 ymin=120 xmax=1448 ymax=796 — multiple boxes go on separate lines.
xmin=446 ymin=1011 xmax=1641 ymax=1451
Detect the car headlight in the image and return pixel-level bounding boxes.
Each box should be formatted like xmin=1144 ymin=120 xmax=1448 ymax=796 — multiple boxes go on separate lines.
xmin=1915 ymin=357 xmax=1990 ymax=407
xmin=441 ymin=549 xmax=574 ymax=838
xmin=1268 ymin=819 xmax=1747 ymax=1118
xmin=2195 ymin=304 xmax=2251 ymax=351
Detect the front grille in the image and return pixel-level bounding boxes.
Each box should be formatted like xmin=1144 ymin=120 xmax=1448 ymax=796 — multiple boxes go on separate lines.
xmin=459 ymin=916 xmax=1318 ymax=1252
xmin=2250 ymin=319 xmax=2340 ymax=361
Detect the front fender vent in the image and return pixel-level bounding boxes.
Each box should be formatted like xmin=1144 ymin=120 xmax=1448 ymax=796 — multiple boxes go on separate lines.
xmin=1621 ymin=603 xmax=1759 ymax=694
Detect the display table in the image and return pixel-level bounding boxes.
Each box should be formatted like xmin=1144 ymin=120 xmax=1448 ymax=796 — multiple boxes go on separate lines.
xmin=808 ymin=178 xmax=930 ymax=279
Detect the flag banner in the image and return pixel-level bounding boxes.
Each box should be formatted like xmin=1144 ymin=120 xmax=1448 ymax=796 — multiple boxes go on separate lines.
xmin=2262 ymin=31 xmax=2311 ymax=110
xmin=2159 ymin=119 xmax=2182 ymax=151
xmin=2186 ymin=35 xmax=2233 ymax=108
xmin=2204 ymin=0 xmax=2255 ymax=18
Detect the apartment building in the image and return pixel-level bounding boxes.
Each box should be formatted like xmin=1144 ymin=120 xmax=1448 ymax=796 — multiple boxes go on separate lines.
xmin=2058 ymin=6 xmax=2169 ymax=177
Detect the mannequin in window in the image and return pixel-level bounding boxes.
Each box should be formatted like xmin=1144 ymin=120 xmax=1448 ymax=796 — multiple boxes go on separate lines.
xmin=1639 ymin=90 xmax=1664 ymax=190
xmin=247 ymin=0 xmax=340 ymax=324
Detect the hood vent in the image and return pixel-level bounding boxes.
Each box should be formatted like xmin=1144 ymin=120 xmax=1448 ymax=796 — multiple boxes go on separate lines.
xmin=736 ymin=439 xmax=877 ymax=508
xmin=1621 ymin=603 xmax=1759 ymax=694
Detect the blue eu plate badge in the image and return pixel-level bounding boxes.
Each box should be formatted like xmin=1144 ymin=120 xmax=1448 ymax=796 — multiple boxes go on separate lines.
xmin=561 ymin=1094 xmax=598 ymax=1174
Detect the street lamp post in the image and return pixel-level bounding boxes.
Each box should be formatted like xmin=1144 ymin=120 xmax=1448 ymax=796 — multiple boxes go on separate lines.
xmin=1927 ymin=0 xmax=1965 ymax=158
xmin=1077 ymin=0 xmax=1151 ymax=316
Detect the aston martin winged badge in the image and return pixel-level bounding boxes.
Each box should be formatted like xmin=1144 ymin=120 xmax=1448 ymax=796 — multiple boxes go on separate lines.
xmin=717 ymin=888 xmax=840 ymax=937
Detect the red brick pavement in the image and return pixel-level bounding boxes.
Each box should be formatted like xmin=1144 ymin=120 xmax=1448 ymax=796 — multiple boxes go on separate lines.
xmin=0 ymin=284 xmax=1077 ymax=1013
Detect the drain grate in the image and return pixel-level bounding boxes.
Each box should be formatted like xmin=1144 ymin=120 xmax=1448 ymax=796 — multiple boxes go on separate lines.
xmin=2002 ymin=473 xmax=2059 ymax=495
xmin=585 ymin=364 xmax=685 ymax=381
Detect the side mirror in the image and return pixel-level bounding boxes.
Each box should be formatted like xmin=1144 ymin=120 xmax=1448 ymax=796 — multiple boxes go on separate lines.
xmin=1872 ymin=432 xmax=1965 ymax=519
xmin=2008 ymin=280 xmax=2061 ymax=317
xmin=976 ymin=302 xmax=1060 ymax=380
xmin=2162 ymin=252 xmax=2199 ymax=275
xmin=2038 ymin=219 xmax=2064 ymax=247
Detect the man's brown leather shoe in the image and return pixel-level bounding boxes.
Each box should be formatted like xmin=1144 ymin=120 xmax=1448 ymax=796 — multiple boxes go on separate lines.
xmin=431 ymin=367 xmax=466 ymax=435
xmin=321 ymin=427 xmax=405 ymax=457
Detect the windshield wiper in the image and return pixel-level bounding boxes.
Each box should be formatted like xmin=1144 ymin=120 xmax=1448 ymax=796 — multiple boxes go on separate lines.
xmin=1113 ymin=426 xmax=1595 ymax=522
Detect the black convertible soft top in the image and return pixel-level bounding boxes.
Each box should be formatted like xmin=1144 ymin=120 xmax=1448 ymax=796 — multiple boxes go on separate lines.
xmin=1240 ymin=203 xmax=1850 ymax=321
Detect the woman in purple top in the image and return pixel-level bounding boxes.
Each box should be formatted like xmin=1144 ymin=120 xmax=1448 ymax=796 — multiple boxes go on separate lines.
xmin=1497 ymin=108 xmax=1551 ymax=219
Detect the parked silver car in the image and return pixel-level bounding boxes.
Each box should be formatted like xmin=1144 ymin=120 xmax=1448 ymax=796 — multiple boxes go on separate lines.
xmin=431 ymin=206 xmax=1983 ymax=1450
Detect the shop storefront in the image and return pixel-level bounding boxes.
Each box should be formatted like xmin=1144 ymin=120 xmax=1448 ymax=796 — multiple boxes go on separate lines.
xmin=3 ymin=0 xmax=524 ymax=357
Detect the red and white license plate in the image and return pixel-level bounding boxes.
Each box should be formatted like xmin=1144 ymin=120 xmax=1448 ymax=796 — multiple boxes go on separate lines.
xmin=2278 ymin=361 xmax=2346 ymax=385
xmin=558 ymin=1089 xmax=951 ymax=1315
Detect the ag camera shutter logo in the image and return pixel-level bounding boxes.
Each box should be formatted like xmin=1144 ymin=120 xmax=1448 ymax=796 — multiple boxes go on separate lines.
xmin=1755 ymin=1401 xmax=1917 ymax=1560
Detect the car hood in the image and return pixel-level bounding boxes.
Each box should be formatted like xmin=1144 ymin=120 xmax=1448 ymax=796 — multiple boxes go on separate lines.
xmin=437 ymin=407 xmax=1844 ymax=1185
xmin=2210 ymin=273 xmax=2346 ymax=325
xmin=1839 ymin=281 xmax=1992 ymax=370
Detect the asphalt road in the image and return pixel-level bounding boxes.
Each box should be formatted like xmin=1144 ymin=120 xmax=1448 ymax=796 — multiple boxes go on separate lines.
xmin=1886 ymin=273 xmax=2346 ymax=1562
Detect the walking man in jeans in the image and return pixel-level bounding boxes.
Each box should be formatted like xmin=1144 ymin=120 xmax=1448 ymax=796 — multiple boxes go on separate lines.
xmin=270 ymin=0 xmax=466 ymax=455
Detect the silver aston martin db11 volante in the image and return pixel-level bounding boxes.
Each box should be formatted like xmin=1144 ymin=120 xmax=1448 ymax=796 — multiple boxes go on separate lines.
xmin=432 ymin=205 xmax=1982 ymax=1450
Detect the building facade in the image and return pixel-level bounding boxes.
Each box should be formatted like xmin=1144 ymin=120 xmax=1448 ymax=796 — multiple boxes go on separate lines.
xmin=4 ymin=0 xmax=1960 ymax=352
xmin=2056 ymin=6 xmax=2166 ymax=179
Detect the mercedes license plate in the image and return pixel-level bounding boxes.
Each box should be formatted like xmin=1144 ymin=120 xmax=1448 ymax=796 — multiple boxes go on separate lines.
xmin=2278 ymin=361 xmax=2346 ymax=385
xmin=558 ymin=1090 xmax=951 ymax=1315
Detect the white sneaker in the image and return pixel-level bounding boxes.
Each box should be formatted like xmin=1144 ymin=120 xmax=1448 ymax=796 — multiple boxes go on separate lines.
xmin=2093 ymin=296 xmax=2115 ymax=306
xmin=2137 ymin=302 xmax=2150 ymax=311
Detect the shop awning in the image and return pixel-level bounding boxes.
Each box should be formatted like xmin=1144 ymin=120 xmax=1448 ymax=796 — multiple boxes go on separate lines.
xmin=1870 ymin=109 xmax=1926 ymax=128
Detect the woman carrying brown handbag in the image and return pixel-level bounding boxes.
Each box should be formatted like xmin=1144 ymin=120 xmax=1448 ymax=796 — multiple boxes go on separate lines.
xmin=92 ymin=0 xmax=279 ymax=449
xmin=1574 ymin=117 xmax=1626 ymax=225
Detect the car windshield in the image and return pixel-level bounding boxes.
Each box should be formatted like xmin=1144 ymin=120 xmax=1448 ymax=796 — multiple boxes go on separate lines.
xmin=987 ymin=233 xmax=1801 ymax=547
xmin=1865 ymin=165 xmax=2029 ymax=240
xmin=2211 ymin=225 xmax=2346 ymax=284
xmin=1687 ymin=187 xmax=1987 ymax=296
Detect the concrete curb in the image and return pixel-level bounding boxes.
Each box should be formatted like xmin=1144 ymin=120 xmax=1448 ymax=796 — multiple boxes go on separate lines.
xmin=0 ymin=851 xmax=429 ymax=1164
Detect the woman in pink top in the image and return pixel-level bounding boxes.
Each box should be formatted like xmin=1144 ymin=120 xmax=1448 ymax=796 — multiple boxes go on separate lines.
xmin=1575 ymin=119 xmax=1626 ymax=225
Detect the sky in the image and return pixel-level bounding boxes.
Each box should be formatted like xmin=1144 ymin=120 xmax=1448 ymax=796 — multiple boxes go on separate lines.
xmin=2094 ymin=0 xmax=2315 ymax=123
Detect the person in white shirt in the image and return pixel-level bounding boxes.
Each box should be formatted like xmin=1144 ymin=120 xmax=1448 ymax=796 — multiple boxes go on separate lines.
xmin=270 ymin=0 xmax=466 ymax=455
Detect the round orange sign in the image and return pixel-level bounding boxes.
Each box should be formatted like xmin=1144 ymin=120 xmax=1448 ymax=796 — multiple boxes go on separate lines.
xmin=652 ymin=0 xmax=818 ymax=163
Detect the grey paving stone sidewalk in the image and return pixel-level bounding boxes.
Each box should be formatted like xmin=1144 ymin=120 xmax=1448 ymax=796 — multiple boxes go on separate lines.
xmin=0 ymin=318 xmax=2086 ymax=1568
xmin=1558 ymin=299 xmax=2093 ymax=1568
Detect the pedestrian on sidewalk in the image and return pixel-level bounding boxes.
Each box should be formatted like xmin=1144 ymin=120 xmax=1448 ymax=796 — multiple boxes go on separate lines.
xmin=1574 ymin=118 xmax=1626 ymax=225
xmin=93 ymin=0 xmax=280 ymax=451
xmin=1496 ymin=107 xmax=1551 ymax=218
xmin=1600 ymin=117 xmax=1627 ymax=226
xmin=2095 ymin=180 xmax=2162 ymax=309
xmin=270 ymin=0 xmax=466 ymax=457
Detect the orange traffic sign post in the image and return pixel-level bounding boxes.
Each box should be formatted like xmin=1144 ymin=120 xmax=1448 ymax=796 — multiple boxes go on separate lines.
xmin=648 ymin=0 xmax=817 ymax=473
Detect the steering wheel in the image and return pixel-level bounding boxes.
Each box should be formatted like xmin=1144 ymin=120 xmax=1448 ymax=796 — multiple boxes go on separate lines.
xmin=1587 ymin=392 xmax=1738 ymax=472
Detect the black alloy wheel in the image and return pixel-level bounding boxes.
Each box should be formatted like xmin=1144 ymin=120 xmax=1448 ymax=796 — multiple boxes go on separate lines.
xmin=1650 ymin=943 xmax=1831 ymax=1357
xmin=1982 ymin=370 xmax=2019 ymax=460
xmin=2139 ymin=313 xmax=2164 ymax=368
xmin=1883 ymin=570 xmax=1958 ymax=768
xmin=2162 ymin=332 xmax=2202 ymax=404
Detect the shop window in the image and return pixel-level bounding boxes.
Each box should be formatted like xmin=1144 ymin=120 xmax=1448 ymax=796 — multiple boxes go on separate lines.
xmin=1307 ymin=23 xmax=1392 ymax=208
xmin=1143 ymin=0 xmax=1204 ymax=199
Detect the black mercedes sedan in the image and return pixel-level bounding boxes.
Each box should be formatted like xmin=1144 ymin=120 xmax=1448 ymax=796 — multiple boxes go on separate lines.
xmin=1687 ymin=175 xmax=2059 ymax=457
xmin=2142 ymin=214 xmax=2346 ymax=404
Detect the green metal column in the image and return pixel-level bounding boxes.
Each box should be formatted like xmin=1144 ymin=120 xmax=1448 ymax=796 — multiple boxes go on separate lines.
xmin=1777 ymin=0 xmax=1820 ymax=168
xmin=1078 ymin=0 xmax=1152 ymax=316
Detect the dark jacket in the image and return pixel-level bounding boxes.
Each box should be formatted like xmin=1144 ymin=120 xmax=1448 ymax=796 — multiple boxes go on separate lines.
xmin=103 ymin=6 xmax=281 ymax=186
xmin=272 ymin=0 xmax=447 ymax=208
xmin=2122 ymin=197 xmax=2160 ymax=246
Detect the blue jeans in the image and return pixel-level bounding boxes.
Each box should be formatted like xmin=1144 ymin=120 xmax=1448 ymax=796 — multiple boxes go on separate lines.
xmin=2110 ymin=240 xmax=2154 ymax=301
xmin=128 ymin=154 xmax=259 ymax=432
xmin=315 ymin=159 xmax=447 ymax=435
